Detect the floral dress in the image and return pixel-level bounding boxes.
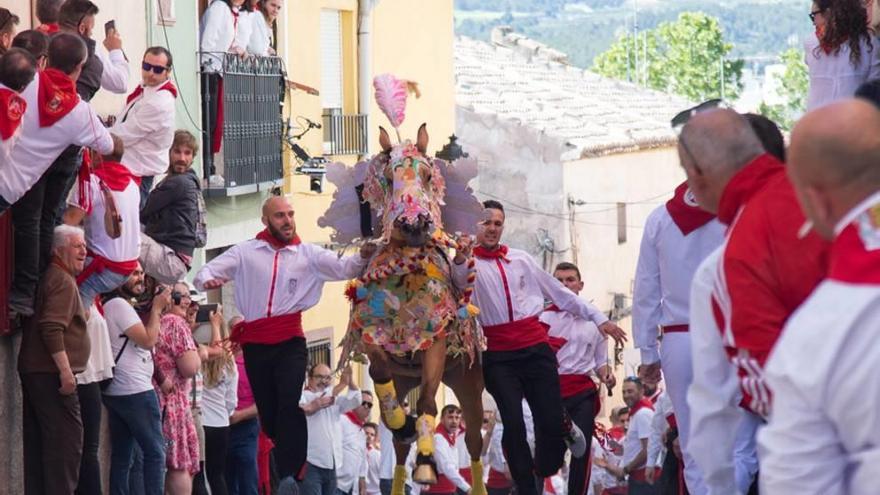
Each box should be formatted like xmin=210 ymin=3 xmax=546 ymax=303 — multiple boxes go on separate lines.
xmin=155 ymin=313 xmax=200 ymax=474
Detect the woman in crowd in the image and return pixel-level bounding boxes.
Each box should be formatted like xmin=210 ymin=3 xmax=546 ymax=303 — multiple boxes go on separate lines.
xmin=201 ymin=310 xmax=239 ymax=495
xmin=806 ymin=0 xmax=880 ymax=110
xmin=238 ymin=0 xmax=282 ymax=56
xmin=155 ymin=282 xmax=203 ymax=494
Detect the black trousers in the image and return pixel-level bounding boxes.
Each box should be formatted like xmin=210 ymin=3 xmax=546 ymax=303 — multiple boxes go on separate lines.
xmin=9 ymin=145 xmax=81 ymax=313
xmin=75 ymin=382 xmax=103 ymax=495
xmin=482 ymin=344 xmax=566 ymax=495
xmin=563 ymin=388 xmax=598 ymax=495
xmin=205 ymin=425 xmax=230 ymax=495
xmin=242 ymin=336 xmax=308 ymax=481
xmin=200 ymin=72 xmax=222 ymax=176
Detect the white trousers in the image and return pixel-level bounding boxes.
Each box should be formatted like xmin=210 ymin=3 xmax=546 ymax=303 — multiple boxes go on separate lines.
xmin=139 ymin=233 xmax=189 ymax=285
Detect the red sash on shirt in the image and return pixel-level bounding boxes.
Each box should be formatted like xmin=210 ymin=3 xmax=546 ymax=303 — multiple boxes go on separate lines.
xmin=559 ymin=374 xmax=597 ymax=399
xmin=665 ymin=181 xmax=715 ymax=236
xmin=474 ymin=244 xmax=509 ymax=262
xmin=37 ymin=69 xmax=79 ymax=127
xmin=255 ymin=228 xmax=302 ymax=250
xmin=542 ymin=305 xmax=569 ymax=352
xmin=482 ymin=316 xmax=549 ymax=352
xmin=487 ymin=468 xmax=512 ymax=489
xmin=76 ymin=251 xmax=139 ymax=286
xmin=230 ymin=311 xmax=304 ymax=345
xmin=0 ymin=88 xmax=26 ymax=140
xmin=125 ymin=80 xmax=178 ymax=105
xmin=94 ymin=161 xmax=141 ymax=191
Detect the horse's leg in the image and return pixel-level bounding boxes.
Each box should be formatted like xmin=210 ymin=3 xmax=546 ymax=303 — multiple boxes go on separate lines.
xmin=445 ymin=359 xmax=488 ymax=495
xmin=388 ymin=374 xmax=420 ymax=495
xmin=366 ymin=343 xmax=408 ymax=430
xmin=412 ymin=336 xmax=448 ymax=484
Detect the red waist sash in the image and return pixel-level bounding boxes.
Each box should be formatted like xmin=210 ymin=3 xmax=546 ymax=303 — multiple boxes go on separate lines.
xmin=424 ymin=474 xmax=455 ymax=494
xmin=231 ymin=312 xmax=303 ymax=345
xmin=559 ymin=374 xmax=597 ymax=399
xmin=76 ymin=252 xmax=138 ymax=285
xmin=482 ymin=316 xmax=549 ymax=352
xmin=663 ymin=324 xmax=689 ymax=333
xmin=487 ymin=468 xmax=512 ymax=489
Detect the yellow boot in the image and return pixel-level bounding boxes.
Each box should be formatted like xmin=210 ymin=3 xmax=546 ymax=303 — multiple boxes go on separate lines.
xmin=412 ymin=414 xmax=438 ymax=484
xmin=391 ymin=465 xmax=407 ymax=495
xmin=470 ymin=460 xmax=487 ymax=495
xmin=375 ymin=380 xmax=406 ymax=430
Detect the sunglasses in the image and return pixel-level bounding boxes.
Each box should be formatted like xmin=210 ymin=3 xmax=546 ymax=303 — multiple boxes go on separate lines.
xmin=623 ymin=375 xmax=642 ymax=385
xmin=142 ymin=61 xmax=170 ymax=74
xmin=361 ymin=401 xmax=373 ymax=409
xmin=809 ymin=9 xmax=824 ymax=22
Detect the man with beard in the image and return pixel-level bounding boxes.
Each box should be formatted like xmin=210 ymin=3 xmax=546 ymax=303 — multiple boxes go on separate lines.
xmin=141 ymin=130 xmax=202 ymax=285
xmin=101 ymin=262 xmax=171 ymax=495
xmin=194 ymin=196 xmax=376 ymax=495
xmin=603 ymin=377 xmax=657 ymax=495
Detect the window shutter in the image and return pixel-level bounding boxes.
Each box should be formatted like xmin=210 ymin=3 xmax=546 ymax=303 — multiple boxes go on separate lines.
xmin=320 ymin=9 xmax=343 ymax=110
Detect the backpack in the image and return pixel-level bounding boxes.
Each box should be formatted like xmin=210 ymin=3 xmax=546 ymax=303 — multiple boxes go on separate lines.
xmin=194 ymin=189 xmax=207 ymax=248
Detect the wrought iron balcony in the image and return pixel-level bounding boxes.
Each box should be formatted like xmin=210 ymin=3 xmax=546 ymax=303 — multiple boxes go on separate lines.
xmin=322 ymin=108 xmax=369 ymax=156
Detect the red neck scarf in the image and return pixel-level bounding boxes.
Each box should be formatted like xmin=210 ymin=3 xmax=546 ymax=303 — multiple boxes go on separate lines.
xmin=94 ymin=160 xmax=139 ymax=191
xmin=815 ymin=25 xmax=838 ymax=55
xmin=630 ymin=397 xmax=655 ymax=417
xmin=666 ymin=181 xmax=716 ymax=236
xmin=255 ymin=228 xmax=301 ymax=250
xmin=717 ymin=153 xmax=785 ymax=225
xmin=474 ymin=244 xmax=509 ymax=262
xmin=0 ymin=88 xmax=26 ymax=140
xmin=37 ymin=69 xmax=79 ymax=127
xmin=829 ymin=201 xmax=880 ymax=284
xmin=125 ymin=80 xmax=178 ymax=105
xmin=435 ymin=423 xmax=458 ymax=446
xmin=37 ymin=23 xmax=59 ymax=34
xmin=345 ymin=411 xmax=365 ymax=428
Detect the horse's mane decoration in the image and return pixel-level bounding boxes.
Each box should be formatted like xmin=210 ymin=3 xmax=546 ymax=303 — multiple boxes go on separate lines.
xmin=318 ymin=73 xmax=485 ymax=364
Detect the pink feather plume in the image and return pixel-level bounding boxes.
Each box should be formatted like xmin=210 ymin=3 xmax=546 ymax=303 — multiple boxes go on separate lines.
xmin=374 ymin=73 xmax=408 ymax=129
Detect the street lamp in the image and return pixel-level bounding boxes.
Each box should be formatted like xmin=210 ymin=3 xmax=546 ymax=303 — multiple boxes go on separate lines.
xmin=435 ymin=135 xmax=468 ymax=161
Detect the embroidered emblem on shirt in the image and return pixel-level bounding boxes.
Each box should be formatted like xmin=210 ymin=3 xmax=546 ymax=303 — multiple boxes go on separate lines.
xmin=7 ymin=97 xmax=24 ymax=120
xmin=858 ymin=205 xmax=880 ymax=251
xmin=684 ymin=188 xmax=699 ymax=207
xmin=287 ymin=278 xmax=298 ymax=294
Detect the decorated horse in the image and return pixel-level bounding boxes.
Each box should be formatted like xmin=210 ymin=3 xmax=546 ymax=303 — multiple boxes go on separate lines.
xmin=318 ymin=74 xmax=487 ymax=494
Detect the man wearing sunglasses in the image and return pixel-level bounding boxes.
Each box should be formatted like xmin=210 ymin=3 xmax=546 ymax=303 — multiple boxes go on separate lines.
xmin=339 ymin=391 xmax=375 ymax=495
xmin=111 ymin=46 xmax=177 ymax=207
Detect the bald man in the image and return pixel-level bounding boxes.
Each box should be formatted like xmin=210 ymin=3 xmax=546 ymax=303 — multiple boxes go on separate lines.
xmin=679 ymin=109 xmax=830 ymax=495
xmin=194 ymin=196 xmax=376 ymax=495
xmin=757 ymin=100 xmax=880 ymax=494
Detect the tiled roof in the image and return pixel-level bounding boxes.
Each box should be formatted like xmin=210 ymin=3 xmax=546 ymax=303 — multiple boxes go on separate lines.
xmin=455 ymin=31 xmax=693 ymax=159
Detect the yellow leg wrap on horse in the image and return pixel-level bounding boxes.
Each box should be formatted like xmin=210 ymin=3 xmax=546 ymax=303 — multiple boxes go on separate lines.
xmin=375 ymin=380 xmax=405 ymax=430
xmin=416 ymin=414 xmax=436 ymax=456
xmin=470 ymin=460 xmax=487 ymax=495
xmin=391 ymin=465 xmax=407 ymax=495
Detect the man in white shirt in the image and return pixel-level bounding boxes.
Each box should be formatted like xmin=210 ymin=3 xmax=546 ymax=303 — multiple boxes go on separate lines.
xmin=540 ymin=261 xmax=616 ymax=495
xmin=0 ymin=48 xmax=34 ymax=166
xmin=758 ymin=100 xmax=880 ymax=493
xmin=602 ymin=377 xmax=657 ymax=495
xmin=299 ymin=363 xmax=361 ymax=495
xmin=339 ymin=391 xmax=374 ymax=495
xmin=5 ymin=33 xmax=119 ymax=318
xmin=632 ymin=182 xmax=724 ymax=495
xmin=452 ymin=200 xmax=626 ymax=495
xmin=194 ymin=196 xmax=374 ymax=495
xmin=111 ymin=46 xmax=177 ymax=206
xmin=423 ymin=405 xmax=470 ymax=495
xmin=364 ymin=422 xmax=382 ymax=495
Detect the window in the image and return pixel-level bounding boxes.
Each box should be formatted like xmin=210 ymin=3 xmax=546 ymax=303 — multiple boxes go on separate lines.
xmin=320 ymin=9 xmax=343 ymax=112
xmin=308 ymin=339 xmax=332 ymax=369
xmin=617 ymin=202 xmax=627 ymax=244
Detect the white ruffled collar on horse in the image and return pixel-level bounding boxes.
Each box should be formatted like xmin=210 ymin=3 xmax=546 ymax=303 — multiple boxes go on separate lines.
xmin=317 ymin=73 xmax=489 ymax=492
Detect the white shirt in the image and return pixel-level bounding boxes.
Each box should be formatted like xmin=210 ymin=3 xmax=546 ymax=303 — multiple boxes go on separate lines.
xmin=622 ymin=406 xmax=652 ymax=468
xmin=687 ymin=248 xmax=744 ymax=495
xmin=300 ymin=387 xmax=361 ymax=470
xmin=77 ymin=305 xmax=115 ymax=385
xmin=102 ymin=298 xmax=155 ymax=396
xmin=453 ymin=247 xmax=609 ymax=328
xmin=201 ymin=364 xmax=238 ymax=427
xmin=246 ymin=13 xmax=273 ymax=56
xmin=0 ymin=83 xmax=22 ymax=165
xmin=95 ymin=48 xmax=131 ymax=95
xmin=806 ymin=35 xmax=880 ymax=111
xmin=111 ymin=84 xmax=176 ymax=177
xmin=758 ymin=194 xmax=880 ymax=494
xmin=633 ymin=206 xmax=724 ymax=364
xmin=434 ymin=431 xmax=470 ymax=492
xmin=365 ymin=446 xmax=381 ymax=495
xmin=68 ymin=174 xmax=141 ymax=262
xmin=200 ymin=0 xmax=239 ymax=72
xmin=338 ymin=413 xmax=367 ymax=493
xmin=378 ymin=423 xmax=416 ymax=485
xmin=194 ymin=240 xmax=366 ymax=322
xmin=540 ymin=307 xmax=607 ymax=376
xmin=2 ymin=73 xmax=114 ymax=204
xmin=648 ymin=392 xmax=673 ymax=468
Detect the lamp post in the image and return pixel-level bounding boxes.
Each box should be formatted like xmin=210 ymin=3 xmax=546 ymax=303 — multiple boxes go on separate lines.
xmin=435 ymin=135 xmax=468 ymax=161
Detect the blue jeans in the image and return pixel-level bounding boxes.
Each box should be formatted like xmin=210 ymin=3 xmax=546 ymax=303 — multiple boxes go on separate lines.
xmin=227 ymin=417 xmax=259 ymax=495
xmin=103 ymin=390 xmax=166 ymax=495
xmin=79 ymin=256 xmax=130 ymax=308
xmin=300 ymin=462 xmax=336 ymax=495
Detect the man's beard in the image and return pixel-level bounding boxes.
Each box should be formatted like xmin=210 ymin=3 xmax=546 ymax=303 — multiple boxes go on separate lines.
xmin=120 ymin=282 xmax=144 ymax=299
xmin=267 ymin=222 xmax=294 ymax=242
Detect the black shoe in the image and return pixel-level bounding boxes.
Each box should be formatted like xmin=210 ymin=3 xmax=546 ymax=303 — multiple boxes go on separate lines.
xmin=392 ymin=414 xmax=418 ymax=444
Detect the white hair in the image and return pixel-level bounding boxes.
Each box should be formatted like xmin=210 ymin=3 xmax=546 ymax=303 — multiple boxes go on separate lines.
xmin=52 ymin=224 xmax=84 ymax=252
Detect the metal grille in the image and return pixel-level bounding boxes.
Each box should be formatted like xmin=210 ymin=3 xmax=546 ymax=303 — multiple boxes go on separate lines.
xmin=308 ymin=340 xmax=332 ymax=368
xmin=322 ymin=108 xmax=369 ymax=156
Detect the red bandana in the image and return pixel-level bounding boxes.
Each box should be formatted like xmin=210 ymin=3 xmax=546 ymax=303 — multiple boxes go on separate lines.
xmin=94 ymin=160 xmax=140 ymax=191
xmin=435 ymin=423 xmax=458 ymax=446
xmin=125 ymin=80 xmax=178 ymax=105
xmin=0 ymin=88 xmax=26 ymax=140
xmin=255 ymin=228 xmax=302 ymax=250
xmin=37 ymin=23 xmax=59 ymax=34
xmin=829 ymin=203 xmax=880 ymax=284
xmin=345 ymin=411 xmax=365 ymax=428
xmin=630 ymin=397 xmax=655 ymax=417
xmin=474 ymin=244 xmax=509 ymax=261
xmin=665 ymin=181 xmax=715 ymax=236
xmin=37 ymin=69 xmax=80 ymax=127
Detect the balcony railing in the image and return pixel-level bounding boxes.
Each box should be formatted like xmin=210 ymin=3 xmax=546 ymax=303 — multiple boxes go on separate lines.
xmin=322 ymin=109 xmax=369 ymax=156
xmin=200 ymin=53 xmax=285 ymax=196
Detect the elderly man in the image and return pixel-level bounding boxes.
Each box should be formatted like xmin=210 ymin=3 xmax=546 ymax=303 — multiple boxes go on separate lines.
xmin=680 ymin=109 xmax=830 ymax=495
xmin=758 ymin=100 xmax=880 ymax=493
xmin=18 ymin=225 xmax=90 ymax=494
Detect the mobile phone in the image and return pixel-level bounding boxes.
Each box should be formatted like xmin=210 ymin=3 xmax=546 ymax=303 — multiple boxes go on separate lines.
xmin=196 ymin=303 xmax=219 ymax=323
xmin=104 ymin=20 xmax=115 ymax=35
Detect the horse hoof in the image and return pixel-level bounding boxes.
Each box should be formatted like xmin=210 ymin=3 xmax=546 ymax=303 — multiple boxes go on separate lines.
xmin=392 ymin=414 xmax=417 ymax=444
xmin=412 ymin=454 xmax=438 ymax=485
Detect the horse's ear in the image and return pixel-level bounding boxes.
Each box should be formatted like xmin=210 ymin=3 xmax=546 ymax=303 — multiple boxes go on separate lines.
xmin=378 ymin=127 xmax=392 ymax=153
xmin=416 ymin=123 xmax=428 ymax=154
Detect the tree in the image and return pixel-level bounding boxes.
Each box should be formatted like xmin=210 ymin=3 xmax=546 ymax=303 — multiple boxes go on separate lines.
xmin=758 ymin=47 xmax=809 ymax=130
xmin=593 ymin=12 xmax=744 ymax=102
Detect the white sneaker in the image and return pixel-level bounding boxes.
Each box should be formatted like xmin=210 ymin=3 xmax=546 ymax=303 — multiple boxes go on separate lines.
xmin=563 ymin=418 xmax=587 ymax=458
